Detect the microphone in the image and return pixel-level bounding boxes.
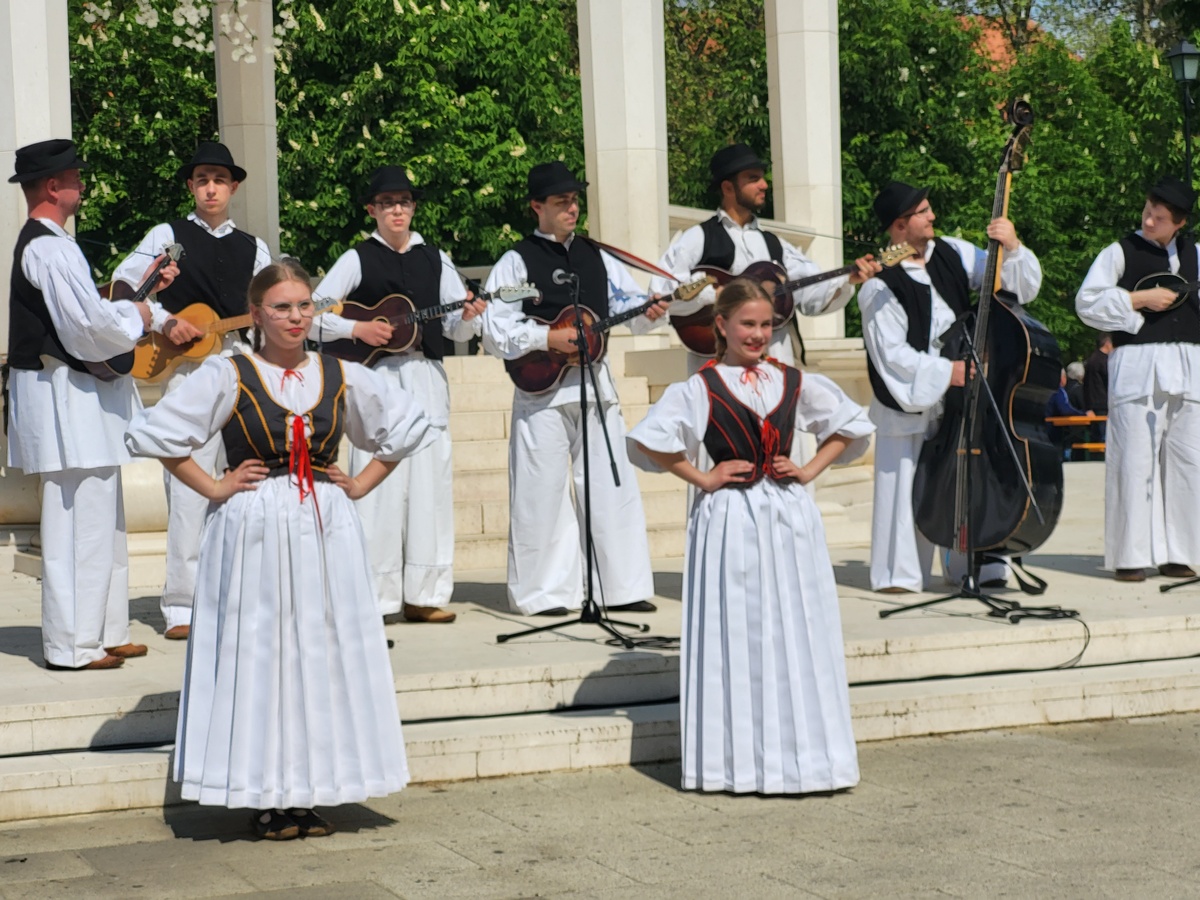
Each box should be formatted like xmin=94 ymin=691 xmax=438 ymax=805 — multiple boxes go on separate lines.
xmin=552 ymin=269 xmax=577 ymax=285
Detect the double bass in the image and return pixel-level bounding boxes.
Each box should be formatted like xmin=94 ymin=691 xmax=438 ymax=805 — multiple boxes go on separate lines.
xmin=912 ymin=100 xmax=1063 ymax=560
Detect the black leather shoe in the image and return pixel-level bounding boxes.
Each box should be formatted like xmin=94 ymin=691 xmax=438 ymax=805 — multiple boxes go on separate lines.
xmin=1115 ymin=568 xmax=1146 ymax=583
xmin=1159 ymin=563 xmax=1197 ymax=578
xmin=534 ymin=607 xmax=570 ymax=617
xmin=607 ymin=600 xmax=657 ymax=613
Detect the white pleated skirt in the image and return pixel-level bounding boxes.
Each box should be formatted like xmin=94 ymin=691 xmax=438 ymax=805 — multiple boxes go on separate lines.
xmin=681 ymin=479 xmax=859 ymax=794
xmin=175 ymin=477 xmax=409 ymax=809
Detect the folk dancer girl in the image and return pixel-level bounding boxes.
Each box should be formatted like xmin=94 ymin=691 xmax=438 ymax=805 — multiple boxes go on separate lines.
xmin=627 ymin=278 xmax=873 ymax=794
xmin=125 ymin=260 xmax=435 ymax=839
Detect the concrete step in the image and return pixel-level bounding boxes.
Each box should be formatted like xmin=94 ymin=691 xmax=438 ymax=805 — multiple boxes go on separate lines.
xmin=17 ymin=533 xmax=169 ymax=592
xmin=454 ymin=490 xmax=687 ymax=538
xmin=455 ymin=523 xmax=686 ymax=570
xmin=10 ymin=655 xmax=1200 ymax=822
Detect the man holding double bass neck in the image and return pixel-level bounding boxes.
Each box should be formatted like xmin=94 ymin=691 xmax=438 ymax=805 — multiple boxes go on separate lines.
xmin=650 ymin=143 xmax=880 ymax=369
xmin=113 ymin=141 xmax=271 ymax=641
xmin=481 ymin=160 xmax=670 ymax=617
xmin=1076 ymin=176 xmax=1200 ymax=584
xmin=7 ymin=139 xmax=178 ymax=670
xmin=313 ymin=166 xmax=486 ymax=624
xmin=858 ymin=181 xmax=1042 ymax=595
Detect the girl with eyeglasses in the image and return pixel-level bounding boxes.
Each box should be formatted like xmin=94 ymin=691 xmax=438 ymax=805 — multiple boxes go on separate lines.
xmin=125 ymin=259 xmax=435 ymax=839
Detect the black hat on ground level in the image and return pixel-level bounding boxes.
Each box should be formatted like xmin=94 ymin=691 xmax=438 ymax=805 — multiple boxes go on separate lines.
xmin=178 ymin=141 xmax=247 ymax=183
xmin=9 ymin=139 xmax=87 ymax=184
xmin=1148 ymin=175 xmax=1197 ymax=216
xmin=359 ymin=166 xmax=425 ymax=204
xmin=874 ymin=181 xmax=930 ymax=229
xmin=526 ymin=161 xmax=587 ymax=200
xmin=709 ymin=143 xmax=767 ymax=187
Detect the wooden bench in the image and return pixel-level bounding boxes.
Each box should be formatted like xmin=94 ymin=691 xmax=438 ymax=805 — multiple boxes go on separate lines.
xmin=1046 ymin=414 xmax=1106 ymax=458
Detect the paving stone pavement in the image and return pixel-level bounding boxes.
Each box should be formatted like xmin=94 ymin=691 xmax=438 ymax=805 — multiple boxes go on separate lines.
xmin=3 ymin=713 xmax=1200 ymax=899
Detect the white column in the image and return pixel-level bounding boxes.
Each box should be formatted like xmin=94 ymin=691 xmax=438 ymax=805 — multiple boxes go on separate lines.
xmin=213 ymin=0 xmax=279 ymax=256
xmin=765 ymin=0 xmax=844 ymax=340
xmin=577 ymin=0 xmax=669 ymax=262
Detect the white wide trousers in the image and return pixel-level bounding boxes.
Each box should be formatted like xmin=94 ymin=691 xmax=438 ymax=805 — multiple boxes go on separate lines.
xmin=870 ymin=432 xmax=936 ymax=592
xmin=507 ymin=401 xmax=655 ymax=615
xmin=40 ymin=468 xmax=131 ymax=667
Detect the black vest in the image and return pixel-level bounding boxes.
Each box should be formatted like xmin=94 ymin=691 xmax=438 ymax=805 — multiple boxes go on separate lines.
xmin=867 ymin=240 xmax=972 ymax=412
xmin=513 ymin=234 xmax=609 ymax=319
xmin=8 ymin=219 xmax=90 ymax=373
xmin=221 ymin=354 xmax=345 ymax=481
xmin=349 ymin=239 xmax=445 ymax=360
xmin=154 ymin=218 xmax=258 ymax=318
xmin=1113 ymin=233 xmax=1200 ymax=348
xmin=696 ymin=215 xmax=785 ymax=271
xmin=699 ymin=361 xmax=801 ymax=487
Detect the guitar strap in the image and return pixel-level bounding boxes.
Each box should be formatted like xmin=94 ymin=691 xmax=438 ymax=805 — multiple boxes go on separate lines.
xmin=579 ymin=237 xmax=679 ymax=282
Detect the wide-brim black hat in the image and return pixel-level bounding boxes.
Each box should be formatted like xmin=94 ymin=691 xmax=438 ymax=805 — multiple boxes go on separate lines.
xmin=1148 ymin=175 xmax=1197 ymax=215
xmin=527 ymin=161 xmax=587 ymax=200
xmin=709 ymin=143 xmax=767 ymax=187
xmin=874 ymin=181 xmax=930 ymax=228
xmin=359 ymin=166 xmax=425 ymax=204
xmin=178 ymin=141 xmax=247 ymax=183
xmin=9 ymin=139 xmax=87 ymax=184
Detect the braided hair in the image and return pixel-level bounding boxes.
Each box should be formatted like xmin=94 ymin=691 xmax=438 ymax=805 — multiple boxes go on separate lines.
xmin=712 ymin=277 xmax=773 ymax=361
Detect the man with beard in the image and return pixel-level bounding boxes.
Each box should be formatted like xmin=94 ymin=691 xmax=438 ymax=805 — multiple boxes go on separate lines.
xmin=6 ymin=139 xmax=177 ymax=669
xmin=650 ymin=143 xmax=878 ymax=371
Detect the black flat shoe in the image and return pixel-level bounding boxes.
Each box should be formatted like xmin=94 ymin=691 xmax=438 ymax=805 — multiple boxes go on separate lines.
xmin=251 ymin=809 xmax=299 ymax=841
xmin=534 ymin=607 xmax=570 ymax=617
xmin=607 ymin=600 xmax=657 ymax=613
xmin=287 ymin=808 xmax=334 ymax=837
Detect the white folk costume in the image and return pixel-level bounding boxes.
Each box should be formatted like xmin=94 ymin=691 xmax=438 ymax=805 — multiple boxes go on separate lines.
xmin=627 ymin=361 xmax=872 ymax=793
xmin=113 ymin=213 xmax=270 ymax=630
xmin=125 ymin=352 xmax=432 ymax=808
xmin=858 ymin=236 xmax=1042 ymax=592
xmin=1076 ymin=232 xmax=1200 ymax=570
xmin=7 ymin=218 xmax=146 ymax=667
xmin=482 ymin=230 xmax=660 ymax=615
xmin=313 ymin=232 xmax=478 ymax=614
xmin=648 ymin=208 xmax=854 ymax=371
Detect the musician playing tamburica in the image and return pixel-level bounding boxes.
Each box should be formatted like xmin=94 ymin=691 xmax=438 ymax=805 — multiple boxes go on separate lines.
xmin=313 ymin=167 xmax=486 ymax=623
xmin=1075 ymin=176 xmax=1200 ymax=583
xmin=858 ymin=181 xmax=1042 ymax=594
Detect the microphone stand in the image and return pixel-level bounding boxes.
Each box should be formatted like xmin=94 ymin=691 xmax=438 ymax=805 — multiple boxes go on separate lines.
xmin=498 ymin=269 xmax=649 ymax=647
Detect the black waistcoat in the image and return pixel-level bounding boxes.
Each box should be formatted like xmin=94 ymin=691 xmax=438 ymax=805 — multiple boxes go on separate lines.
xmin=8 ymin=219 xmax=89 ymax=372
xmin=699 ymin=362 xmax=801 ymax=487
xmin=221 ymin=354 xmax=345 ymax=481
xmin=154 ymin=218 xmax=258 ymax=318
xmin=349 ymin=239 xmax=445 ymax=360
xmin=513 ymin=235 xmax=609 ymax=320
xmin=697 ymin=215 xmax=785 ymax=271
xmin=1112 ymin=232 xmax=1200 ymax=348
xmin=867 ymin=240 xmax=972 ymax=412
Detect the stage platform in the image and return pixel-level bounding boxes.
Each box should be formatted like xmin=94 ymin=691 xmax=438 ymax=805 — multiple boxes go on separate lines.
xmin=3 ymin=461 xmax=1200 ymax=822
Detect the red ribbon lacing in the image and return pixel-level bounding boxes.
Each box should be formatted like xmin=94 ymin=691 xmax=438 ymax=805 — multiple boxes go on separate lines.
xmin=282 ymin=368 xmax=322 ymax=529
xmin=761 ymin=419 xmax=781 ymax=480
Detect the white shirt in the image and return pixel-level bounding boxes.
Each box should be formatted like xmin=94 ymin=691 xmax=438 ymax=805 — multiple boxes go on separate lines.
xmin=649 ymin=208 xmax=855 ymax=320
xmin=481 ymin=230 xmax=664 ymax=411
xmin=311 ymin=231 xmax=478 ymax=346
xmin=7 ymin=218 xmax=145 ymax=473
xmin=857 ymin=236 xmax=1042 ymax=436
xmin=112 ymin=212 xmax=272 ymax=332
xmin=1076 ymin=233 xmax=1200 ymax=404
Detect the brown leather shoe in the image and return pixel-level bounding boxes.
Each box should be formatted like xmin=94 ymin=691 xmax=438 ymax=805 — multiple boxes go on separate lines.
xmin=104 ymin=643 xmax=148 ymax=658
xmin=164 ymin=625 xmax=190 ymax=640
xmin=1115 ymin=568 xmax=1147 ymax=582
xmin=877 ymin=586 xmax=916 ymax=595
xmin=46 ymin=654 xmax=125 ymax=671
xmin=402 ymin=603 xmax=457 ymax=623
xmin=1159 ymin=563 xmax=1197 ymax=578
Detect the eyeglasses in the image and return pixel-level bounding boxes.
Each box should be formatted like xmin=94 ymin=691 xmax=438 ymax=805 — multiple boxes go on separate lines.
xmin=373 ymin=198 xmax=416 ymax=211
xmin=263 ymin=301 xmax=316 ymax=319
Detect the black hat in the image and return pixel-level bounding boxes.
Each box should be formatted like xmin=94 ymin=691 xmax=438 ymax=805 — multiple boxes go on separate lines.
xmin=709 ymin=143 xmax=767 ymax=187
xmin=874 ymin=181 xmax=930 ymax=228
xmin=1148 ymin=175 xmax=1196 ymax=215
xmin=526 ymin=161 xmax=587 ymax=200
xmin=359 ymin=166 xmax=425 ymax=204
xmin=178 ymin=141 xmax=247 ymax=183
xmin=9 ymin=139 xmax=87 ymax=184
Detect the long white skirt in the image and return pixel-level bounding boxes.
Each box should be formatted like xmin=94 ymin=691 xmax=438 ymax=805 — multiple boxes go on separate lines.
xmin=681 ymin=479 xmax=859 ymax=794
xmin=175 ymin=477 xmax=409 ymax=809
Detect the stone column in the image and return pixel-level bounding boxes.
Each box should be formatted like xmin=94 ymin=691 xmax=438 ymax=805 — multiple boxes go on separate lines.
xmin=213 ymin=0 xmax=279 ymax=256
xmin=0 ymin=0 xmax=71 ymax=527
xmin=576 ymin=0 xmax=669 ymax=262
xmin=765 ymin=0 xmax=844 ymax=340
